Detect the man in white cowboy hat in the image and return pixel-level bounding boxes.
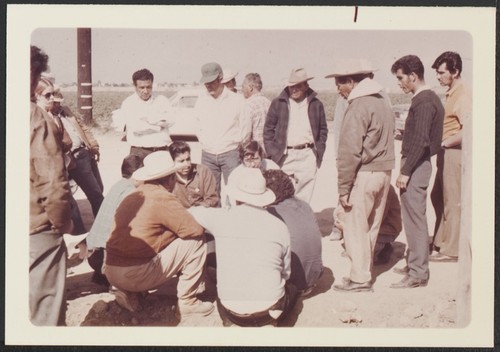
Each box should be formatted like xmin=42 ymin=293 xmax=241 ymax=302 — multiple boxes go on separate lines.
xmin=325 ymin=59 xmax=395 ymax=292
xmin=195 ymin=62 xmax=251 ymax=203
xmin=263 ymin=67 xmax=328 ymax=203
xmin=189 ymin=168 xmax=298 ymax=327
xmin=103 ymin=151 xmax=214 ymax=317
xmin=221 ymin=68 xmax=239 ymax=93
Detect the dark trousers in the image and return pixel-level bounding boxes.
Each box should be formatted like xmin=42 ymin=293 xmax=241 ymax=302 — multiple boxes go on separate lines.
xmin=69 ymin=148 xmax=104 ymax=217
xmin=129 ymin=145 xmax=169 ymax=166
xmin=29 ymin=230 xmax=67 ymax=326
xmin=400 ymin=159 xmax=432 ymax=280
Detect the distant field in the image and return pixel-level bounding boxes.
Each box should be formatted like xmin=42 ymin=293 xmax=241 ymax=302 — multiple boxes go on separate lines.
xmin=61 ymin=89 xmax=411 ymax=133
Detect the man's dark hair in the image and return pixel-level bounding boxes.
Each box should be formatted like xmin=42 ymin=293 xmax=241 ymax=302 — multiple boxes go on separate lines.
xmin=169 ymin=141 xmax=191 ymax=160
xmin=263 ymin=169 xmax=295 ymax=205
xmin=30 ymin=45 xmax=49 ymax=100
xmin=391 ymin=55 xmax=425 ymax=80
xmin=121 ymin=154 xmax=142 ymax=178
xmin=432 ymin=51 xmax=462 ymax=77
xmin=238 ymin=140 xmax=264 ymax=160
xmin=132 ymin=68 xmax=154 ymax=85
xmin=335 ymin=73 xmax=370 ymax=85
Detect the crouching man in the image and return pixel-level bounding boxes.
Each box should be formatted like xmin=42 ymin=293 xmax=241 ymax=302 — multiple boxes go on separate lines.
xmin=189 ymin=168 xmax=298 ymax=326
xmin=103 ymin=151 xmax=213 ymax=318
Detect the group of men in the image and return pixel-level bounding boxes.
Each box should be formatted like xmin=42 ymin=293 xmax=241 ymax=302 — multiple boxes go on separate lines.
xmin=30 ymin=43 xmax=469 ymax=326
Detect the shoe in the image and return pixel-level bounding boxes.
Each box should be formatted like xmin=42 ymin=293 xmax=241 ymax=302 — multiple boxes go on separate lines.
xmin=114 ymin=290 xmax=142 ymax=312
xmin=328 ymin=227 xmax=343 ymax=241
xmin=393 ymin=266 xmax=409 ymax=275
xmin=390 ymin=275 xmax=428 ymax=289
xmin=373 ymin=243 xmax=393 ymax=265
xmin=429 ymin=252 xmax=458 ymax=262
xmin=178 ymin=300 xmax=215 ymax=317
xmin=333 ymin=279 xmax=373 ymax=292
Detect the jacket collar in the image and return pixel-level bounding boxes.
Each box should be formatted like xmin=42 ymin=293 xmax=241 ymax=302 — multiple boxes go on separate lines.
xmin=347 ymin=78 xmax=383 ymax=102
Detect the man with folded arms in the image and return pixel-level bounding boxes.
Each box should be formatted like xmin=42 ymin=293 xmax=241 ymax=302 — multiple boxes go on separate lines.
xmin=189 ymin=168 xmax=298 ymax=326
xmin=103 ymin=151 xmax=213 ymax=318
xmin=390 ymin=55 xmax=444 ymax=288
xmin=264 ymin=68 xmax=328 ymax=203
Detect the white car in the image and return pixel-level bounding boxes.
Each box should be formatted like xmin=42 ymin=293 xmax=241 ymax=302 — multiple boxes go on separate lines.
xmin=168 ymin=88 xmax=205 ymax=141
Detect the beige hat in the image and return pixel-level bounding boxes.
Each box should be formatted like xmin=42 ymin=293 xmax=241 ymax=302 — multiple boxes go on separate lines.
xmin=221 ymin=69 xmax=238 ymax=83
xmin=285 ymin=68 xmax=314 ymax=87
xmin=325 ymin=59 xmax=378 ymax=78
xmin=227 ymin=168 xmax=276 ymax=207
xmin=132 ymin=151 xmax=186 ymax=181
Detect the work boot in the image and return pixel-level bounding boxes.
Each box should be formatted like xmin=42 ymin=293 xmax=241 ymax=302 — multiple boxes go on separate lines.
xmin=177 ymin=299 xmax=214 ymax=318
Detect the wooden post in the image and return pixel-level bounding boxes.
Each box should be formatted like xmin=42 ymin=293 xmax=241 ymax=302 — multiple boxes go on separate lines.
xmin=77 ymin=28 xmax=92 ymax=124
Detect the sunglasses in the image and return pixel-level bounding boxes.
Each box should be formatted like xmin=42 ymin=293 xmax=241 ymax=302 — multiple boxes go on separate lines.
xmin=43 ymin=92 xmax=55 ymax=99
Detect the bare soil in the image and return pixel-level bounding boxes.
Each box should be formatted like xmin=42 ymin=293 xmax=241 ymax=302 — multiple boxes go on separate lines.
xmin=64 ymin=124 xmax=459 ymax=328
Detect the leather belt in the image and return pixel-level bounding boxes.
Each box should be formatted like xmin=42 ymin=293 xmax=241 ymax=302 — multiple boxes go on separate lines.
xmin=287 ymin=142 xmax=314 ymax=150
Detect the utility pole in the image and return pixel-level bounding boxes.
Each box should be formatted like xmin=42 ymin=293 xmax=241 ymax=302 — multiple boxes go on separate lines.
xmin=77 ymin=28 xmax=92 ymax=124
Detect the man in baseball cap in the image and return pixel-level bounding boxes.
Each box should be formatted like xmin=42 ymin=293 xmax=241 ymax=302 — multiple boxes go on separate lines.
xmin=195 ymin=62 xmax=251 ymax=204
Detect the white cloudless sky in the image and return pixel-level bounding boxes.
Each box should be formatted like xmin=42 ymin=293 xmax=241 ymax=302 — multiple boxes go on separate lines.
xmin=31 ymin=27 xmax=472 ymax=92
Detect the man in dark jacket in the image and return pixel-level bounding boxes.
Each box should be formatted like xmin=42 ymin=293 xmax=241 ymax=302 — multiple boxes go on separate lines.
xmin=263 ymin=68 xmax=328 ymax=203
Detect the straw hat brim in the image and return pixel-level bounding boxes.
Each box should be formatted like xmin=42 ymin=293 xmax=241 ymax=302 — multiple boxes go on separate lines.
xmin=226 ymin=185 xmax=276 ymax=207
xmin=132 ymin=163 xmax=184 ymax=181
xmin=286 ymin=76 xmax=314 ymax=87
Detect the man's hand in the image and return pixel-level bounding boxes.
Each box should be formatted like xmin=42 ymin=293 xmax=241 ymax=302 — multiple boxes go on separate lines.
xmin=396 ymin=174 xmax=410 ymax=190
xmin=339 ymin=194 xmax=352 ymax=209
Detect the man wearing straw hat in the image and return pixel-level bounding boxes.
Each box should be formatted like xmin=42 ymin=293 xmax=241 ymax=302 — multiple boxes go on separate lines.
xmin=325 ymin=59 xmax=395 ymax=292
xmin=103 ymin=151 xmax=214 ymax=318
xmin=263 ymin=68 xmax=328 ymax=203
xmin=221 ymin=68 xmax=239 ymax=93
xmin=189 ymin=168 xmax=298 ymax=326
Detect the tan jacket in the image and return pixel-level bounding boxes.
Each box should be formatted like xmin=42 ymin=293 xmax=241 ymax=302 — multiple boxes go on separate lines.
xmin=30 ymin=103 xmax=73 ymax=235
xmin=59 ymin=105 xmax=99 ymax=154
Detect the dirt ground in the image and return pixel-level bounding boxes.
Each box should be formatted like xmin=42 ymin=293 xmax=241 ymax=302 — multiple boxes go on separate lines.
xmin=64 ymin=122 xmax=460 ymax=328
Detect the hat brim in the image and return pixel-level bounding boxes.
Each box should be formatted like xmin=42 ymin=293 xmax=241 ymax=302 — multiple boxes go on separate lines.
xmin=325 ymin=69 xmax=378 ymax=78
xmin=132 ymin=163 xmax=184 ymax=181
xmin=227 ymin=186 xmax=276 ymax=207
xmin=286 ymin=77 xmax=314 ymax=87
xmin=200 ymin=73 xmax=221 ymax=84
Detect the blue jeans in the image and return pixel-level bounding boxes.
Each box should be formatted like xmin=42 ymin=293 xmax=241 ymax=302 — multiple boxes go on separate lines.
xmin=201 ymin=148 xmax=240 ymax=203
xmin=69 ymin=148 xmax=104 ymax=216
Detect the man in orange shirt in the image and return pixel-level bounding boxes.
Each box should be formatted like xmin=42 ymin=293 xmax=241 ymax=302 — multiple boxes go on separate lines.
xmin=430 ymin=51 xmax=472 ymax=262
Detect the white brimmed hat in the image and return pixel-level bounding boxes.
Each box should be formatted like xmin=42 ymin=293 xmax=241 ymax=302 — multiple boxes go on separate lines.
xmin=132 ymin=151 xmax=185 ymax=181
xmin=227 ymin=168 xmax=276 ymax=207
xmin=286 ymin=68 xmax=314 ymax=87
xmin=221 ymin=69 xmax=238 ymax=83
xmin=325 ymin=59 xmax=378 ymax=78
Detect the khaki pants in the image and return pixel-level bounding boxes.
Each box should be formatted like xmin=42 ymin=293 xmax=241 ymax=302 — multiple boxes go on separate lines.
xmin=343 ymin=170 xmax=391 ymax=283
xmin=281 ymin=148 xmax=317 ymax=203
xmin=431 ymin=148 xmax=461 ymax=257
xmin=104 ymin=237 xmax=207 ymax=304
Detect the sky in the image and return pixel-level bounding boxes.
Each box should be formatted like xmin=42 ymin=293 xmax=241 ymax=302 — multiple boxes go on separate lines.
xmin=31 ymin=28 xmax=473 ymax=92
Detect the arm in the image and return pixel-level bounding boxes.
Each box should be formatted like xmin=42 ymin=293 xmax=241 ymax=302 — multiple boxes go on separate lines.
xmin=30 ymin=107 xmax=73 ymax=234
xmin=198 ymin=166 xmax=220 ymax=207
xmin=239 ymin=101 xmax=252 ymax=144
xmin=314 ymin=101 xmax=329 ymax=167
xmin=263 ymin=100 xmax=281 ymax=163
xmin=163 ymin=196 xmax=204 ymax=239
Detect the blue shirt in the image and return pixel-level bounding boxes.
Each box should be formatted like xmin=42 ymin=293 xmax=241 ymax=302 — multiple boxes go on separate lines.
xmin=86 ymin=178 xmax=135 ymax=249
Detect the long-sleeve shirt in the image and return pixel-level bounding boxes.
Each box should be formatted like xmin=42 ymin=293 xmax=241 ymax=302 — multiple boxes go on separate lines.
xmin=105 ymin=183 xmax=204 ymax=266
xmin=172 ymin=164 xmax=219 ymax=208
xmin=30 ymin=102 xmax=73 ymax=235
xmin=400 ymin=89 xmax=444 ymax=176
xmin=195 ymin=87 xmax=251 ymax=154
xmin=245 ymin=92 xmax=271 ymax=150
xmin=118 ymin=93 xmax=173 ymax=148
xmin=189 ymin=204 xmax=291 ymax=314
xmin=442 ymin=79 xmax=472 ymax=141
